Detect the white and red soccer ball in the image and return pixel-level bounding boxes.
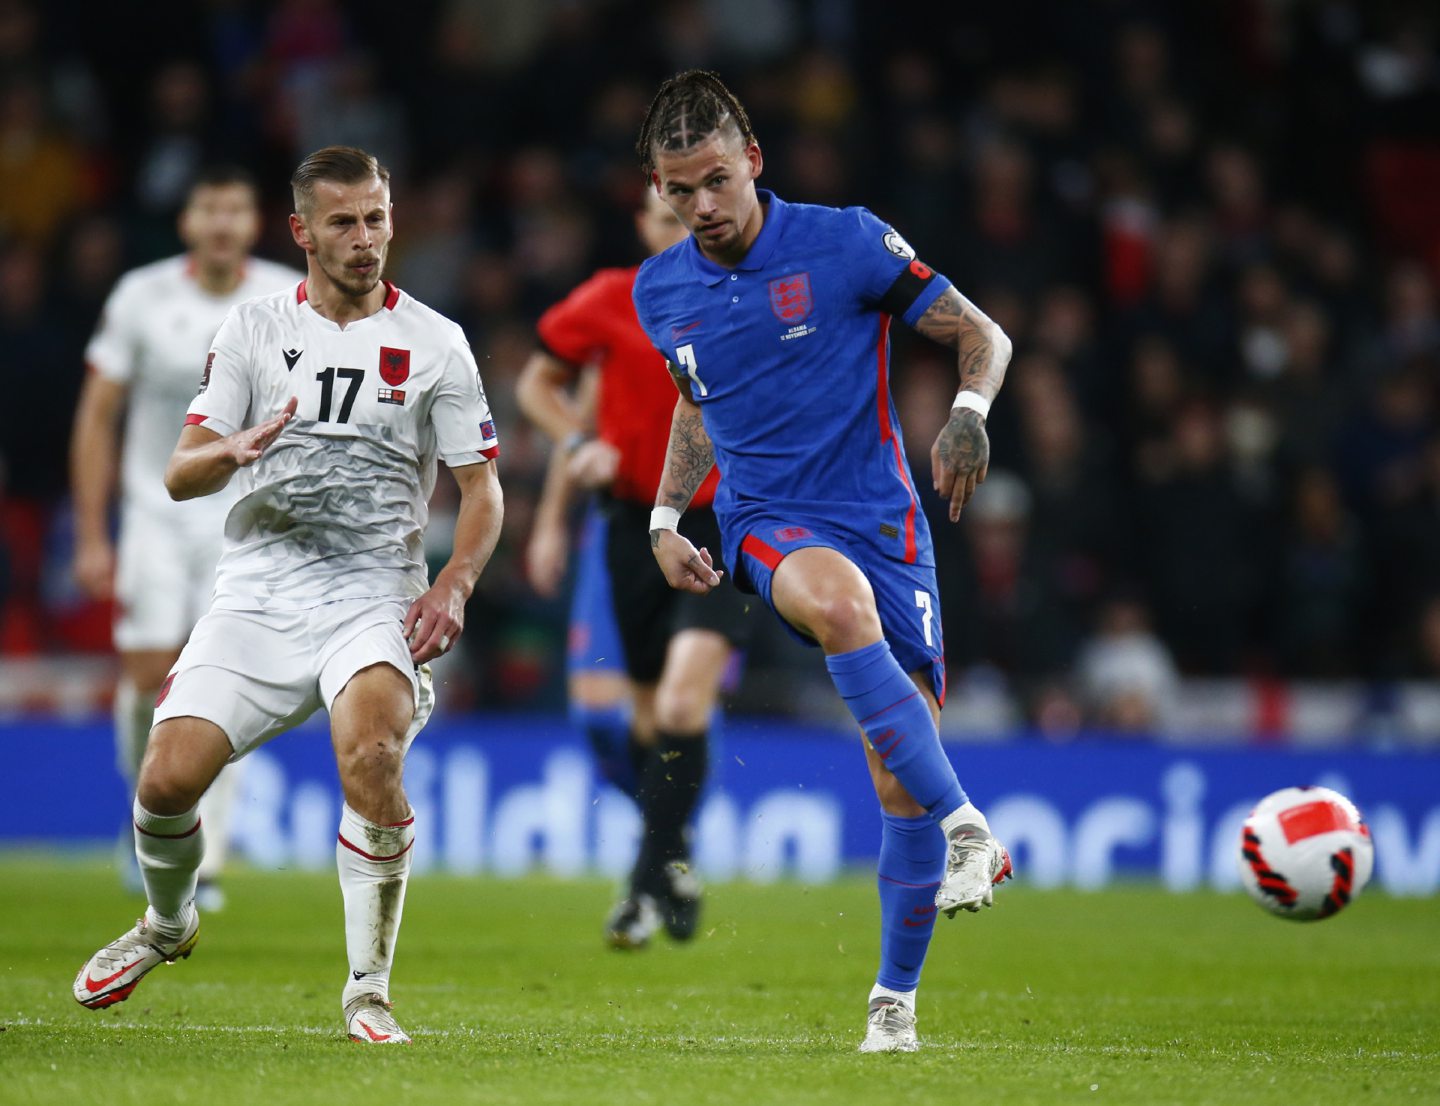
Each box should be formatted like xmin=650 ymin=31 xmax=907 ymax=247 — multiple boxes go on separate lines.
xmin=1238 ymin=786 xmax=1375 ymax=921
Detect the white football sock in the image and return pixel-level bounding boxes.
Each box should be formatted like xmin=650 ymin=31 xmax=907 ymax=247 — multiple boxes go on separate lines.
xmin=114 ymin=679 xmax=155 ymax=784
xmin=197 ymin=764 xmax=242 ymax=880
xmin=870 ymin=983 xmax=917 ymax=1010
xmin=939 ymin=800 xmax=989 ymax=838
xmin=133 ymin=799 xmax=202 ymax=940
xmin=337 ymin=804 xmax=414 ymax=1007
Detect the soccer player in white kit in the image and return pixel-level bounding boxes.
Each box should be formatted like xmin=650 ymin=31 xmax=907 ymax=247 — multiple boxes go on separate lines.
xmin=71 ymin=167 xmax=302 ymax=908
xmin=72 ymin=146 xmax=505 ymax=1045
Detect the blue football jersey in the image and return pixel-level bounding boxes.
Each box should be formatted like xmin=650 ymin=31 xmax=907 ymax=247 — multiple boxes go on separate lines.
xmin=632 ymin=189 xmax=952 ymax=573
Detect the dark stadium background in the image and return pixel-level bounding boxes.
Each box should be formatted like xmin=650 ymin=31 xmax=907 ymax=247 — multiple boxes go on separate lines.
xmin=2 ymin=0 xmax=1438 ymax=754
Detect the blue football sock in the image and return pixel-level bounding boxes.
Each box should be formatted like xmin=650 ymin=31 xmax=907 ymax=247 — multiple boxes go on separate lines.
xmin=571 ymin=702 xmax=637 ymax=800
xmin=875 ymin=812 xmax=946 ymax=992
xmin=826 ymin=640 xmax=966 ymax=820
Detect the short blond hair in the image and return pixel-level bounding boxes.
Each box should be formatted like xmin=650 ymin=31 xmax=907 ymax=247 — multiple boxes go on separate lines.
xmin=291 ymin=146 xmax=390 ymax=214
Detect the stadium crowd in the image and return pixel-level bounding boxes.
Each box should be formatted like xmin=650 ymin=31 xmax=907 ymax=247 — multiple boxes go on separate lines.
xmin=1 ymin=0 xmax=1438 ymax=729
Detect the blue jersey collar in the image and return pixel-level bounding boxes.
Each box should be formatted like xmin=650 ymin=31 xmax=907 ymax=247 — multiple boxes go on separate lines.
xmin=685 ymin=189 xmax=786 ymax=286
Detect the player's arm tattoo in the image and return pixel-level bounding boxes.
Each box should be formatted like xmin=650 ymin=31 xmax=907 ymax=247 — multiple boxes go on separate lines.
xmin=935 ymin=407 xmax=989 ymax=479
xmin=652 ymin=391 xmax=714 ymax=548
xmin=913 ymin=285 xmax=1012 ymax=517
xmin=913 ymin=286 xmax=1014 ymax=400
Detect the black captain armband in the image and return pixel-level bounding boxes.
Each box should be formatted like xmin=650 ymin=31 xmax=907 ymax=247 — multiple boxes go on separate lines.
xmin=879 ymin=258 xmax=938 ymax=317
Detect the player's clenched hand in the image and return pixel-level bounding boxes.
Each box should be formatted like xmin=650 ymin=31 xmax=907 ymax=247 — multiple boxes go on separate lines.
xmin=566 ymin=439 xmax=620 ymax=491
xmin=73 ymin=537 xmax=116 ymax=601
xmin=931 ymin=408 xmax=990 ymax=522
xmin=652 ymin=528 xmax=723 ymax=594
xmin=403 ymin=575 xmax=466 ymax=663
xmin=226 ymin=396 xmax=298 ymax=467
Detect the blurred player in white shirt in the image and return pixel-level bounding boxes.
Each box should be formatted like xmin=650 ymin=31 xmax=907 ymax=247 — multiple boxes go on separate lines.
xmin=72 ymin=147 xmax=505 ymax=1045
xmin=70 ymin=167 xmax=302 ymax=908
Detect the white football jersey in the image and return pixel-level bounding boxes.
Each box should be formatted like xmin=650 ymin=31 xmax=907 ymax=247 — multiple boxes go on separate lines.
xmin=85 ymin=254 xmax=304 ymax=522
xmin=187 ymin=279 xmax=500 ymax=611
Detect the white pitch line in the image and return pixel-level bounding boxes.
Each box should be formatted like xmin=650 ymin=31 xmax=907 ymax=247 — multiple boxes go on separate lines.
xmin=24 ymin=1020 xmax=1425 ymax=1061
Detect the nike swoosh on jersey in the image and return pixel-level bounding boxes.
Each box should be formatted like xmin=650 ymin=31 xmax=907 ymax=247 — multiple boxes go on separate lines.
xmin=670 ymin=321 xmax=702 ymax=341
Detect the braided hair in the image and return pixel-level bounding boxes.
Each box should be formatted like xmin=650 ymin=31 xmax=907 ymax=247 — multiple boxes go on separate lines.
xmin=636 ymin=70 xmax=756 ymax=176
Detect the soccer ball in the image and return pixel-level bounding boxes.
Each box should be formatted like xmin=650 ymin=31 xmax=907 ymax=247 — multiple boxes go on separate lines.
xmin=1238 ymin=786 xmax=1374 ymax=921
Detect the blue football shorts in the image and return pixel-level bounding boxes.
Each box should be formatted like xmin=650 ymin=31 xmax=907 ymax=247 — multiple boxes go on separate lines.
xmin=733 ymin=516 xmax=946 ymax=705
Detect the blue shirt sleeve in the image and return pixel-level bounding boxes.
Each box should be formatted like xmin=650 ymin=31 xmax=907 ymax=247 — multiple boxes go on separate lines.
xmin=847 ymin=207 xmax=952 ymax=326
xmin=631 ymin=260 xmax=666 ymax=357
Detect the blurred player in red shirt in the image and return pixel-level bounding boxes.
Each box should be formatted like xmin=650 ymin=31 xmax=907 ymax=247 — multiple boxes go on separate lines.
xmin=518 ymin=189 xmax=749 ymax=949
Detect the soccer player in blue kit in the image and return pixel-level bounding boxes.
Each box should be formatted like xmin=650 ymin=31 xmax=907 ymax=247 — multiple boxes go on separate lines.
xmin=631 ymin=71 xmax=1016 ymax=1053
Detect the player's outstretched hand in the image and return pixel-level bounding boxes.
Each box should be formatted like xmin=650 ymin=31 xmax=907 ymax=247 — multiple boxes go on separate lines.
xmin=228 ymin=396 xmax=298 ymax=468
xmin=525 ymin=515 xmax=568 ymax=599
xmin=930 ymin=407 xmax=990 ymax=522
xmin=403 ymin=574 xmax=466 ymax=664
xmin=652 ymin=528 xmax=723 ymax=594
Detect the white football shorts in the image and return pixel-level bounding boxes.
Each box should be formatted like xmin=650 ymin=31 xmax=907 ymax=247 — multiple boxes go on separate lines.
xmin=152 ymin=596 xmax=434 ymax=758
xmin=113 ymin=504 xmax=226 ymax=651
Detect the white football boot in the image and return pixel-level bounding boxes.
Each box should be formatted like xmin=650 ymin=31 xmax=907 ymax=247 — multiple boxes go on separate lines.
xmin=935 ymin=803 xmax=1014 ymax=917
xmin=345 ymin=993 xmax=412 ymax=1044
xmin=73 ymin=910 xmax=199 ymax=1009
xmin=859 ymin=997 xmax=920 ymax=1053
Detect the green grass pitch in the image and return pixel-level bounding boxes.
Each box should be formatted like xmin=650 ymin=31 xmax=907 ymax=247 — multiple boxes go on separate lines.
xmin=3 ymin=854 xmax=1436 ymax=1105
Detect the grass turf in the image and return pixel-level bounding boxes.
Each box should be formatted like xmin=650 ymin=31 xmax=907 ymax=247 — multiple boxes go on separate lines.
xmin=4 ymin=854 xmax=1437 ymax=1105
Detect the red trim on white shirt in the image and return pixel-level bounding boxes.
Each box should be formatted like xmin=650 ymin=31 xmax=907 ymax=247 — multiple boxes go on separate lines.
xmin=184 ymin=413 xmax=208 ymax=426
xmin=295 ymin=278 xmax=398 ymax=309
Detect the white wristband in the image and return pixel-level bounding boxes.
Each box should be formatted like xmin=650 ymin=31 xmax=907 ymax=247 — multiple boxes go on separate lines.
xmin=649 ymin=506 xmax=681 ymax=532
xmin=952 ymin=390 xmax=991 ymax=420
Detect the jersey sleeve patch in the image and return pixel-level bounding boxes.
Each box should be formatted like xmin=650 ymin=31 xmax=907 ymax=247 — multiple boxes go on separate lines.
xmin=882 ymin=229 xmax=916 ymax=260
xmin=480 ymin=418 xmax=500 ymax=459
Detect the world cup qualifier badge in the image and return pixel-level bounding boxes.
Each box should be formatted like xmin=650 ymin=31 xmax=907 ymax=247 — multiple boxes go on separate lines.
xmin=883 ymin=229 xmax=916 ymax=260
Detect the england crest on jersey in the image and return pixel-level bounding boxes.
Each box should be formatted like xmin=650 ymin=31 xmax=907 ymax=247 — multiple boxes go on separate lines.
xmin=769 ymin=273 xmax=812 ymax=323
